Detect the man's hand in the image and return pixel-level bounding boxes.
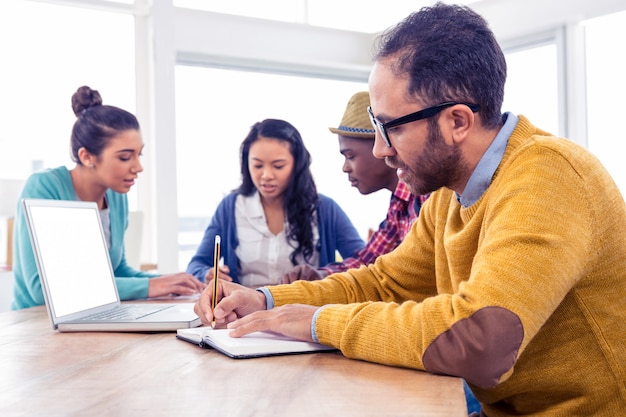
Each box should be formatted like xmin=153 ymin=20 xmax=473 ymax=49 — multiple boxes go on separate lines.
xmin=227 ymin=304 xmax=319 ymax=343
xmin=193 ymin=280 xmax=266 ymax=326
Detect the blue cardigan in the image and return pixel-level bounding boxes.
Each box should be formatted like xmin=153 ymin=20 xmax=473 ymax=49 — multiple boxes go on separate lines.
xmin=11 ymin=166 xmax=157 ymax=310
xmin=186 ymin=192 xmax=365 ymax=283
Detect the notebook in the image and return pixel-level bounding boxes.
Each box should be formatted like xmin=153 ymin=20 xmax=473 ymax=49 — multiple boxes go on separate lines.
xmin=176 ymin=327 xmax=336 ymax=359
xmin=22 ymin=198 xmax=202 ymax=332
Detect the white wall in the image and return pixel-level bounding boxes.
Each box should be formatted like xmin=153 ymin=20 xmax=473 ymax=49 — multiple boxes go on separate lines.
xmin=141 ymin=4 xmax=377 ymax=271
xmin=175 ymin=8 xmax=374 ymax=79
xmin=3 ymin=0 xmax=626 ymax=271
xmin=140 ymin=0 xmax=626 ymax=271
xmin=475 ymin=0 xmax=626 ymax=42
xmin=0 ymin=271 xmax=13 ymax=312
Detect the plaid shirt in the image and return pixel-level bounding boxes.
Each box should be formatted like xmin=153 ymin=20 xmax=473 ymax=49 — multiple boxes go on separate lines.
xmin=322 ymin=181 xmax=429 ymax=274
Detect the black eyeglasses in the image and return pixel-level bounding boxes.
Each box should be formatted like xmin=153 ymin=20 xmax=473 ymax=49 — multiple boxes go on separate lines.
xmin=367 ymin=102 xmax=480 ymax=147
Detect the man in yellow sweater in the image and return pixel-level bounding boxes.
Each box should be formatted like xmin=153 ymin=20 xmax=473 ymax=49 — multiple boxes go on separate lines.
xmin=195 ymin=3 xmax=626 ymax=416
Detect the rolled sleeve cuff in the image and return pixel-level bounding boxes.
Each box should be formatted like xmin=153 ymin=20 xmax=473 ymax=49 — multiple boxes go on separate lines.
xmin=256 ymin=287 xmax=274 ymax=310
xmin=311 ymin=305 xmax=331 ymax=343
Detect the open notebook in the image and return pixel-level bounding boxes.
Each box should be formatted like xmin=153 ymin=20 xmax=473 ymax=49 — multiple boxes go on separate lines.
xmin=22 ymin=198 xmax=201 ymax=332
xmin=177 ymin=327 xmax=336 ymax=359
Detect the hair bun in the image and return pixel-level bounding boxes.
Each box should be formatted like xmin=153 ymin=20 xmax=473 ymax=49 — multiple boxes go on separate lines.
xmin=71 ymin=86 xmax=103 ymax=117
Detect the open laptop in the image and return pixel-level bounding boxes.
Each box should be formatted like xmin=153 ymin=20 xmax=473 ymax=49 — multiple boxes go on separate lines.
xmin=22 ymin=198 xmax=202 ymax=332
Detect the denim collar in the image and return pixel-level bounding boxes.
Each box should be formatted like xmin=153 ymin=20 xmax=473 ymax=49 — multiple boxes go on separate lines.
xmin=458 ymin=112 xmax=518 ymax=207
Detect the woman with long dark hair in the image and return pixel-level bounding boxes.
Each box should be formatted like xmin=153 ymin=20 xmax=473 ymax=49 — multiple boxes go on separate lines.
xmin=187 ymin=119 xmax=364 ymax=287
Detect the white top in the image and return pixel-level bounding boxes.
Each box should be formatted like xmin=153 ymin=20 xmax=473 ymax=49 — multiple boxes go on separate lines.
xmin=99 ymin=207 xmax=111 ymax=250
xmin=235 ymin=192 xmax=318 ymax=287
xmin=80 ymin=195 xmax=111 ymax=250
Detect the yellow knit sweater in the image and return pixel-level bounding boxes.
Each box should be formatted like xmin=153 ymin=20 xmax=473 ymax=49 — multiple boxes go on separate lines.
xmin=269 ymin=116 xmax=626 ymax=416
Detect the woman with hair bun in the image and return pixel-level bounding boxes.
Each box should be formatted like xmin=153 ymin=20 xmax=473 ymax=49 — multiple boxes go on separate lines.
xmin=11 ymin=86 xmax=205 ymax=310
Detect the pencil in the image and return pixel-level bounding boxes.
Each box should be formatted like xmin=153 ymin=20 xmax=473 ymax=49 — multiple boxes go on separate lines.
xmin=211 ymin=235 xmax=221 ymax=328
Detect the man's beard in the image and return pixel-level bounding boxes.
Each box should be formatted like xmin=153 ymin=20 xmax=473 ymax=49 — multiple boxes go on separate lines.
xmin=387 ymin=120 xmax=468 ymax=196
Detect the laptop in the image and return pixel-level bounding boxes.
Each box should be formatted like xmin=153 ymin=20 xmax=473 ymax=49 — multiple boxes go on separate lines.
xmin=22 ymin=198 xmax=202 ymax=332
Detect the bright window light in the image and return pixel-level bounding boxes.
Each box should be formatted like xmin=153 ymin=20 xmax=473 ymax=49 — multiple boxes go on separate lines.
xmin=585 ymin=11 xmax=626 ymax=198
xmin=174 ymin=65 xmax=391 ymax=269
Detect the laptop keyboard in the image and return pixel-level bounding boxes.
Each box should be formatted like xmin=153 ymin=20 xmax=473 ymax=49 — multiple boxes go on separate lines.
xmin=84 ymin=304 xmax=173 ymax=321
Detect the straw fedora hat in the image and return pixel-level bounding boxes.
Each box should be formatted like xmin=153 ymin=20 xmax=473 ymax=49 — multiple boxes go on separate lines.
xmin=328 ymin=91 xmax=375 ymax=139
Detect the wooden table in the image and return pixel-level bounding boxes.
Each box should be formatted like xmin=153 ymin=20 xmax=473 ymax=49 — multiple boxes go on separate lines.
xmin=0 ymin=305 xmax=467 ymax=417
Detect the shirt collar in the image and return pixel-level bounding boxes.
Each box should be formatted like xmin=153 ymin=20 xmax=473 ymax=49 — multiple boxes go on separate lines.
xmin=242 ymin=190 xmax=265 ymax=219
xmin=458 ymin=112 xmax=518 ymax=207
xmin=393 ymin=181 xmax=412 ymax=202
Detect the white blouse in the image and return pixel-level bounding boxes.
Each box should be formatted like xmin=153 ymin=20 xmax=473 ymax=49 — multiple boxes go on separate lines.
xmin=234 ymin=192 xmax=319 ymax=287
xmin=98 ymin=207 xmax=111 ymax=250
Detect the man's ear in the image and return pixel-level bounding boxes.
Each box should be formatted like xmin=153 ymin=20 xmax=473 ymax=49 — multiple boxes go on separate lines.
xmin=448 ymin=105 xmax=475 ymax=145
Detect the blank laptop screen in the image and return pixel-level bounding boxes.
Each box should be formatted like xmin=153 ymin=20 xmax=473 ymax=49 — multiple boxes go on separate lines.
xmin=28 ymin=203 xmax=118 ymax=317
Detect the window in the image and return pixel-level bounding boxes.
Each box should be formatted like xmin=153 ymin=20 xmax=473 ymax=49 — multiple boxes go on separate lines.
xmin=175 ymin=65 xmax=390 ymax=269
xmin=503 ymin=42 xmax=560 ymax=136
xmin=584 ymin=11 xmax=626 ymax=198
xmin=174 ymin=0 xmax=302 ymax=25
xmin=173 ymin=0 xmax=478 ymax=33
xmin=0 ymin=1 xmax=136 ymax=206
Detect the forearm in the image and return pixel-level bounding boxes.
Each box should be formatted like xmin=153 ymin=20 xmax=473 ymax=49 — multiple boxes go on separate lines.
xmin=270 ymin=266 xmax=381 ymax=307
xmin=115 ymin=277 xmax=149 ymax=300
xmin=315 ymin=300 xmax=428 ymax=369
xmin=186 ymin=258 xmax=210 ymax=281
xmin=321 ymin=233 xmax=398 ymax=274
xmin=113 ymin=261 xmax=157 ymax=278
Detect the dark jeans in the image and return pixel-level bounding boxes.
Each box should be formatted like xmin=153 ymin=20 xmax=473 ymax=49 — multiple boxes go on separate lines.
xmin=464 ymin=380 xmax=481 ymax=415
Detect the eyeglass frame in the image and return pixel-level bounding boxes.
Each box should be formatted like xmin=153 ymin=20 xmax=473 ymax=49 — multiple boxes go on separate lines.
xmin=367 ymin=102 xmax=480 ymax=148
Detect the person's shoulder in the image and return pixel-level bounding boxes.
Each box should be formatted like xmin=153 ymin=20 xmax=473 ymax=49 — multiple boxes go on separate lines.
xmin=26 ymin=166 xmax=68 ymax=183
xmin=23 ymin=166 xmax=70 ymax=192
xmin=316 ymin=195 xmax=352 ymax=219
xmin=510 ymin=115 xmax=581 ymax=156
xmin=511 ymin=118 xmax=601 ymax=171
xmin=222 ymin=191 xmax=240 ymax=203
xmin=19 ymin=166 xmax=74 ymax=200
xmin=531 ymin=134 xmax=589 ymax=159
xmin=317 ymin=194 xmax=338 ymax=207
xmin=214 ymin=191 xmax=240 ymax=211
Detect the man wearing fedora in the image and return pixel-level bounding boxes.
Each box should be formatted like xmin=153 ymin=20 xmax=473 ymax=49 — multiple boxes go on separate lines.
xmin=282 ymin=91 xmax=427 ymax=283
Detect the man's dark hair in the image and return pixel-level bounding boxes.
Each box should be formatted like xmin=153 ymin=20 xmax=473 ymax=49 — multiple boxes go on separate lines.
xmin=373 ymin=2 xmax=506 ymax=129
